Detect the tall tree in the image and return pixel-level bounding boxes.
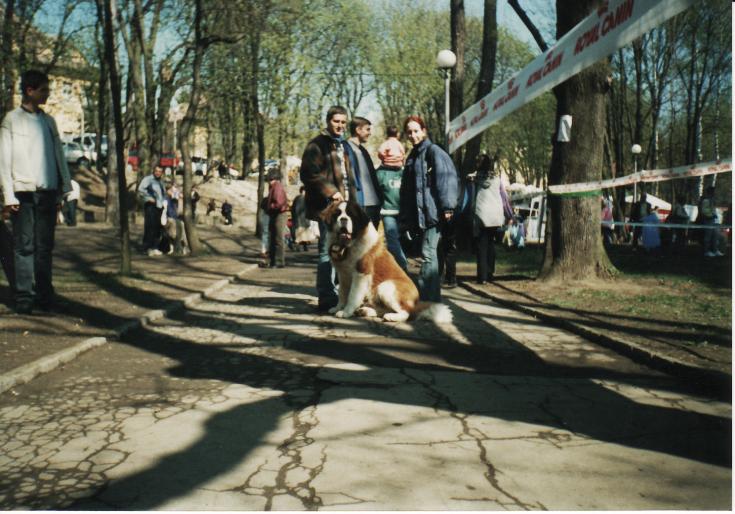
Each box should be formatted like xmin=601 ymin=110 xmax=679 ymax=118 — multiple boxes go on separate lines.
xmin=178 ymin=0 xmax=206 ymax=255
xmin=460 ymin=0 xmax=497 ymax=176
xmin=539 ymin=0 xmax=615 ymax=280
xmin=1 ymin=0 xmax=16 ymax=118
xmin=449 ymin=0 xmax=465 ymax=154
xmin=99 ymin=0 xmax=132 ymax=274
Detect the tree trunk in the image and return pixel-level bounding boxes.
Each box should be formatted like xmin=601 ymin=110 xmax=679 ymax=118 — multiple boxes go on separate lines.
xmin=104 ymin=87 xmax=119 ymax=227
xmin=539 ymin=0 xmax=616 ymax=281
xmin=1 ymin=0 xmax=15 ymax=117
xmin=179 ymin=0 xmax=205 ymax=255
xmin=96 ymin=52 xmax=108 ymax=175
xmin=101 ymin=0 xmax=132 ymax=275
xmin=461 ymin=0 xmax=497 ymax=177
xmin=449 ymin=0 xmax=465 ymax=160
xmin=117 ymin=5 xmax=149 ymax=178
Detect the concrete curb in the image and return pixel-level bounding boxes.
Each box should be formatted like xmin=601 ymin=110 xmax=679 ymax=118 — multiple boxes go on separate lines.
xmin=461 ymin=281 xmax=731 ymax=398
xmin=0 ymin=263 xmax=258 ymax=396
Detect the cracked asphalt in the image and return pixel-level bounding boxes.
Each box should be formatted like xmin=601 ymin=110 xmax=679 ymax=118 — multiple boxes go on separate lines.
xmin=0 ymin=258 xmax=730 ymax=510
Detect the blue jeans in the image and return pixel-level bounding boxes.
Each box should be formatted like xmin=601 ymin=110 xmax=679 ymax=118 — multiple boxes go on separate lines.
xmin=317 ymin=219 xmax=338 ymax=306
xmin=381 ymin=215 xmax=407 ymax=271
xmin=418 ymin=226 xmax=441 ymax=302
xmin=11 ymin=191 xmax=58 ymax=307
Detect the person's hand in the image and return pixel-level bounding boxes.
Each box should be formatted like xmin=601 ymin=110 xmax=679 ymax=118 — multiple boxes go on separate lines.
xmin=331 ymin=191 xmax=343 ymax=203
xmin=2 ymin=204 xmax=18 ymax=219
xmin=443 ymin=210 xmax=453 ymax=221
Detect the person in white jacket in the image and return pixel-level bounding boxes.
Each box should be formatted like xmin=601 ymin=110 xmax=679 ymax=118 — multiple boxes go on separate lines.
xmin=469 ymin=153 xmax=512 ymax=285
xmin=0 ymin=70 xmax=72 ymax=314
xmin=63 ymin=179 xmax=80 ymax=226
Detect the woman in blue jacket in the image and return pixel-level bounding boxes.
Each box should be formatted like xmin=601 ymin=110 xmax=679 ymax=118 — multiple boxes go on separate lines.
xmin=399 ymin=115 xmax=459 ymax=302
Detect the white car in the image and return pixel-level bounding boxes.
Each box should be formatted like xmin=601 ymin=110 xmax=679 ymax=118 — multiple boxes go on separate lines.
xmin=62 ymin=141 xmax=90 ymax=167
xmin=72 ymin=133 xmax=108 ymax=162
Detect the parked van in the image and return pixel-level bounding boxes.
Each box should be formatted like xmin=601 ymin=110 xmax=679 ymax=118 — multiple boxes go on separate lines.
xmin=512 ymin=194 xmax=547 ymax=243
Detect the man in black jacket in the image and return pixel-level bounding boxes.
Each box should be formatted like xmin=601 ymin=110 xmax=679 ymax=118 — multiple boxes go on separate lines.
xmin=299 ymin=105 xmax=357 ymax=312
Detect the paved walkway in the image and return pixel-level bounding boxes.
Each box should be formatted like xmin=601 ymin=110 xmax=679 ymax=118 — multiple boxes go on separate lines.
xmin=0 ymin=223 xmax=260 ymax=379
xmin=0 ymin=241 xmax=730 ymax=510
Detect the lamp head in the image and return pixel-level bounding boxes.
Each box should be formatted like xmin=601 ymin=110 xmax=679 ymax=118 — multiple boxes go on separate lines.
xmin=436 ymin=49 xmax=457 ymax=70
xmin=631 ymin=144 xmax=642 ymax=155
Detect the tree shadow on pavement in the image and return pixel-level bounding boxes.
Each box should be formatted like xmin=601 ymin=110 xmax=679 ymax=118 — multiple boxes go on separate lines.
xmin=69 ymin=272 xmax=731 ymax=510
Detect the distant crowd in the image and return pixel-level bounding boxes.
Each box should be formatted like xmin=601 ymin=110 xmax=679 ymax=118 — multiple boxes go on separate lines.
xmin=0 ymin=68 xmax=728 ymax=316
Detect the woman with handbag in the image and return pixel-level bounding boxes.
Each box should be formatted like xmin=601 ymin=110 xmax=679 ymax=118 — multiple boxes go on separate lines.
xmin=469 ymin=153 xmax=512 ymax=284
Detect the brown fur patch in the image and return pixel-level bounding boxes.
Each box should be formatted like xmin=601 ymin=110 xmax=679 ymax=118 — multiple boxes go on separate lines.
xmin=357 ymin=235 xmax=419 ymax=311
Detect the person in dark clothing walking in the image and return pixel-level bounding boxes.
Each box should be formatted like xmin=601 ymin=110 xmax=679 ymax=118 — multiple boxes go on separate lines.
xmin=221 ymin=200 xmax=233 ymax=225
xmin=266 ymin=168 xmax=288 ymax=268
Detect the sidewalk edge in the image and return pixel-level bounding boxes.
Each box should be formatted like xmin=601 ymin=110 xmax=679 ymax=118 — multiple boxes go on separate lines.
xmin=0 ymin=263 xmax=258 ymax=396
xmin=461 ymin=282 xmax=731 ymax=398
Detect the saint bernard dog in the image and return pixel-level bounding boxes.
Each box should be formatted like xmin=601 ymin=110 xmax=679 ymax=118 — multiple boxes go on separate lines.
xmin=321 ymin=200 xmax=452 ymax=323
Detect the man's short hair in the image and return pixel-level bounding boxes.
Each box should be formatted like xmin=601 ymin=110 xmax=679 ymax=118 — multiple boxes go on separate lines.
xmin=326 ymin=105 xmax=348 ymax=124
xmin=20 ymin=70 xmax=49 ymax=96
xmin=349 ymin=117 xmax=371 ymax=134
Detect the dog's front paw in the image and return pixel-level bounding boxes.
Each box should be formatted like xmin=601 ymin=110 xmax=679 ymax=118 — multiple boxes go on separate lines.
xmin=335 ymin=309 xmax=354 ymax=319
xmin=328 ymin=305 xmax=341 ymax=314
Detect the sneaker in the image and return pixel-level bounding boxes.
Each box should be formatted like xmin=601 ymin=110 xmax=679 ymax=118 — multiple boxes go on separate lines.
xmin=704 ymin=251 xmax=716 ymax=257
xmin=147 ymin=248 xmax=163 ymax=256
xmin=715 ymin=251 xmax=725 ymax=257
xmin=442 ymin=281 xmax=457 ymax=289
xmin=14 ymin=303 xmax=32 ymax=314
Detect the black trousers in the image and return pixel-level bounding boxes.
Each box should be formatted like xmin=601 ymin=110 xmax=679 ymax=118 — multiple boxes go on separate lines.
xmin=0 ymin=218 xmax=15 ymax=292
xmin=269 ymin=211 xmax=287 ymax=267
xmin=438 ymin=216 xmax=457 ymax=284
xmin=143 ymin=202 xmax=163 ymax=250
xmin=476 ymin=226 xmax=498 ymax=282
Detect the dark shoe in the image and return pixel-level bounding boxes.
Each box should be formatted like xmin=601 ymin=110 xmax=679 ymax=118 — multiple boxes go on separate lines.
xmin=276 ymin=264 xmax=285 ymax=268
xmin=476 ymin=280 xmax=487 ymax=285
xmin=15 ymin=303 xmax=32 ymax=314
xmin=443 ymin=281 xmax=457 ymax=289
xmin=317 ymin=299 xmax=338 ymax=313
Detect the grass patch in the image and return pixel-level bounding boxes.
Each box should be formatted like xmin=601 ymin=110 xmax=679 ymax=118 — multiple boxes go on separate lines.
xmin=457 ymin=242 xmax=731 ymax=336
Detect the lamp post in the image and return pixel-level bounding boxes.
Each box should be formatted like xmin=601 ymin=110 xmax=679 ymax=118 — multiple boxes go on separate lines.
xmin=631 ymin=143 xmax=642 ymax=200
xmin=436 ymin=49 xmax=457 ymax=146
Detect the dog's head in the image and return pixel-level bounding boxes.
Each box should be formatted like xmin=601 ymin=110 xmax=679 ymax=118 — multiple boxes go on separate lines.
xmin=321 ymin=200 xmax=371 ymax=248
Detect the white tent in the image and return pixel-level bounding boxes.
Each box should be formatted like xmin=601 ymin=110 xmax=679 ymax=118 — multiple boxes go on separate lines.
xmin=624 ymin=193 xmax=671 ymax=212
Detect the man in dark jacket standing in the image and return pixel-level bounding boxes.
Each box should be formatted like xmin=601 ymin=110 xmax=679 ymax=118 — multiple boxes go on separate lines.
xmin=299 ymin=105 xmax=357 ymax=312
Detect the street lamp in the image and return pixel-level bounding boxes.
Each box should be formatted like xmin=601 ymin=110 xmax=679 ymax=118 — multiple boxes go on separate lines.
xmin=631 ymin=143 xmax=642 ymax=200
xmin=436 ymin=49 xmax=457 ymax=145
